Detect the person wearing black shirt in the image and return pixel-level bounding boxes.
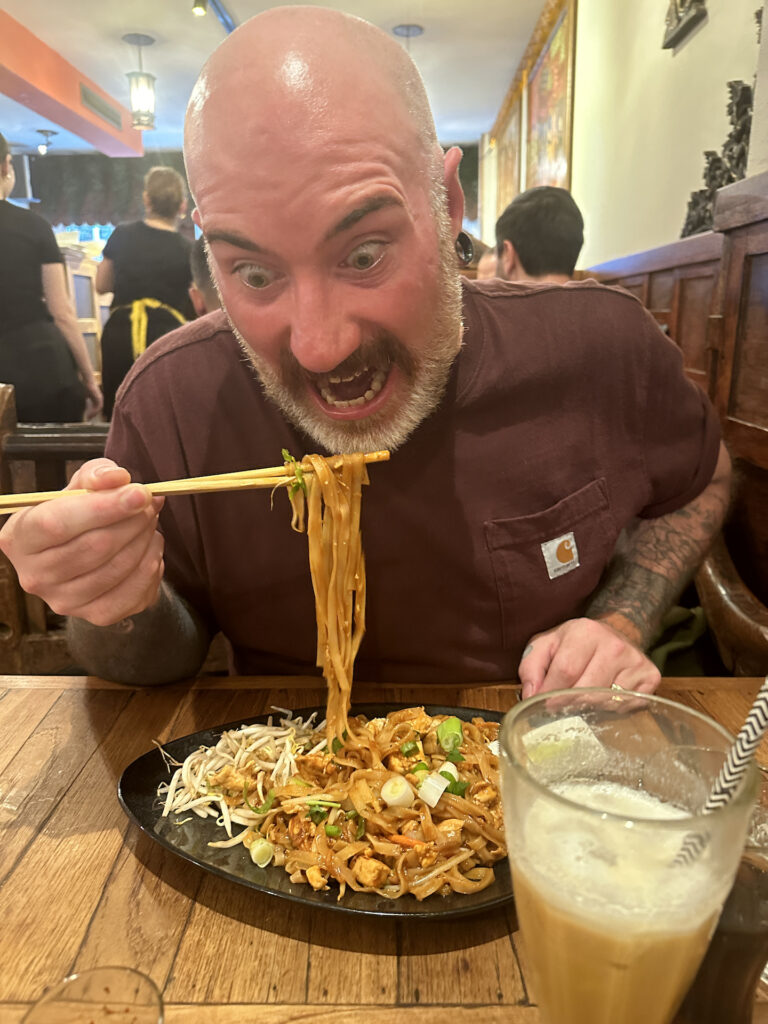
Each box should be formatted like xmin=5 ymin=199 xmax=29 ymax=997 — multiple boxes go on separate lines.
xmin=96 ymin=166 xmax=194 ymax=417
xmin=0 ymin=133 xmax=102 ymax=422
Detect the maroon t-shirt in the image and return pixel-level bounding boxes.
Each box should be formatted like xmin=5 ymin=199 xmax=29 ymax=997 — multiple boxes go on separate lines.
xmin=107 ymin=278 xmax=721 ymax=683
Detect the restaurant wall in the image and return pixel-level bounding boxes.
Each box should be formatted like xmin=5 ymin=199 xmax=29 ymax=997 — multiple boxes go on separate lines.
xmin=571 ymin=0 xmax=760 ymax=268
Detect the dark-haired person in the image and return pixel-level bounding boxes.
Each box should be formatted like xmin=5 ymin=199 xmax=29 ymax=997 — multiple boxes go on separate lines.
xmin=495 ymin=186 xmax=584 ymax=283
xmin=0 ymin=9 xmax=730 ymax=698
xmin=188 ymin=237 xmax=220 ymax=317
xmin=96 ymin=166 xmax=195 ymax=417
xmin=0 ymin=133 xmax=101 ymax=421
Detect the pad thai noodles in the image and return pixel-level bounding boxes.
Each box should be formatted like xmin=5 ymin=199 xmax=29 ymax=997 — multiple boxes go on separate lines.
xmin=157 ymin=452 xmax=506 ymax=899
xmin=159 ymin=704 xmax=505 ymax=899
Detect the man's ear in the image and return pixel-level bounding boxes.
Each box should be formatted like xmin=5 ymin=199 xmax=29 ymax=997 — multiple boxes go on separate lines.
xmin=189 ymin=285 xmax=207 ymax=318
xmin=501 ymin=240 xmax=517 ymax=279
xmin=442 ymin=146 xmax=465 ymax=238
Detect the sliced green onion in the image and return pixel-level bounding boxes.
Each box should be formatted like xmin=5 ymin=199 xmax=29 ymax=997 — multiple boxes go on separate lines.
xmin=249 ymin=837 xmax=275 ymax=868
xmin=381 ymin=775 xmax=415 ymax=808
xmin=411 ymin=761 xmax=429 ymax=773
xmin=400 ymin=739 xmax=419 ymax=757
xmin=243 ymin=786 xmax=275 ymax=815
xmin=325 ymin=824 xmax=341 ymax=838
xmin=355 ymin=816 xmax=366 ymax=839
xmin=332 ymin=737 xmax=343 ymax=753
xmin=308 ymin=807 xmax=328 ymax=824
xmin=446 ymin=750 xmax=465 ymax=763
xmin=418 ymin=772 xmax=450 ymax=808
xmin=437 ymin=716 xmax=463 ymax=753
xmin=345 ymin=808 xmax=358 ymax=819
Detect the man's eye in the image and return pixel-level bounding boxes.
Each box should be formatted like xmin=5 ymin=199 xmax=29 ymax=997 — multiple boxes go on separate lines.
xmin=236 ymin=264 xmax=278 ymax=290
xmin=344 ymin=241 xmax=386 ymax=272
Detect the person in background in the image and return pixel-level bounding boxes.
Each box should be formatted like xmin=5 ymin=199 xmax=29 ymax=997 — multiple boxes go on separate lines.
xmin=0 ymin=9 xmax=730 ymax=697
xmin=188 ymin=237 xmax=220 ymax=316
xmin=0 ymin=133 xmax=101 ymax=422
xmin=475 ymin=246 xmax=498 ymax=280
xmin=495 ymin=185 xmax=584 ymax=284
xmin=96 ymin=166 xmax=194 ymax=417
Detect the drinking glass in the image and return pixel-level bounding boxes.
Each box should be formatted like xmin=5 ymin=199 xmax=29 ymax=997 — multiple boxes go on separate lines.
xmin=21 ymin=966 xmax=163 ymax=1023
xmin=673 ymin=772 xmax=768 ymax=1023
xmin=499 ymin=688 xmax=759 ymax=1024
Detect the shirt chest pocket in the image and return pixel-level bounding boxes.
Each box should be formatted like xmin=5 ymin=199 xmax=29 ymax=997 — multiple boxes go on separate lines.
xmin=484 ymin=478 xmax=617 ymax=653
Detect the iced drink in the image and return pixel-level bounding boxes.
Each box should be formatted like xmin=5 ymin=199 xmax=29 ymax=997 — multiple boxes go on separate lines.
xmin=500 ymin=691 xmax=758 ymax=1024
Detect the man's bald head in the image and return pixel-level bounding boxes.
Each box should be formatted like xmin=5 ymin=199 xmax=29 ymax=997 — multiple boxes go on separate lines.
xmin=185 ymin=6 xmax=442 ymax=204
xmin=181 ymin=6 xmax=465 ymax=454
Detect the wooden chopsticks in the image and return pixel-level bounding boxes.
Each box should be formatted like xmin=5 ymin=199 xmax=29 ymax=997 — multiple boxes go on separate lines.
xmin=0 ymin=450 xmax=390 ymax=512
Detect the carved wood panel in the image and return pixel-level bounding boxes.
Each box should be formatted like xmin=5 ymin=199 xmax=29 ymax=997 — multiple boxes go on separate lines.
xmin=590 ymin=235 xmax=724 ymax=392
xmin=715 ymin=220 xmax=768 ymax=468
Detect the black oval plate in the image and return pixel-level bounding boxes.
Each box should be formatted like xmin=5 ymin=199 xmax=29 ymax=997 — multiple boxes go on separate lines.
xmin=118 ymin=703 xmax=512 ymax=919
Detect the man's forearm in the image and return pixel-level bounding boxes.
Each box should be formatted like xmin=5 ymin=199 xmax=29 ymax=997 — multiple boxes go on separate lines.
xmin=67 ymin=582 xmax=211 ymax=685
xmin=586 ymin=445 xmax=732 ymax=649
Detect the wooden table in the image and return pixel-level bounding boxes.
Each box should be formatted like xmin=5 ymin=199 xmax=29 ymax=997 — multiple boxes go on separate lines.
xmin=0 ymin=674 xmax=766 ymax=1023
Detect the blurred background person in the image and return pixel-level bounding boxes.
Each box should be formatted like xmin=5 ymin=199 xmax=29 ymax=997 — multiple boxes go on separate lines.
xmin=188 ymin=237 xmax=220 ymax=317
xmin=0 ymin=132 xmax=101 ymax=422
xmin=495 ymin=185 xmax=584 ymax=284
xmin=475 ymin=245 xmax=499 ymax=280
xmin=96 ymin=165 xmax=194 ymax=417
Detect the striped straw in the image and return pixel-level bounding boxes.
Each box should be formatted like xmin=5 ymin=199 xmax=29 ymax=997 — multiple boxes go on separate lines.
xmin=675 ymin=675 xmax=768 ymax=866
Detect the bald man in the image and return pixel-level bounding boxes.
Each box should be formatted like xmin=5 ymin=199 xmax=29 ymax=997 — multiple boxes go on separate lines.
xmin=0 ymin=7 xmax=730 ymax=695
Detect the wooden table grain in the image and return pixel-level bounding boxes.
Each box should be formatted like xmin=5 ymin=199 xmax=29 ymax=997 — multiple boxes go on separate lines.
xmin=0 ymin=674 xmax=766 ymax=1024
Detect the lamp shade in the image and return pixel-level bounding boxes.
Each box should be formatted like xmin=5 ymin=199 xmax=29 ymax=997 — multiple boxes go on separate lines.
xmin=127 ymin=70 xmax=156 ymax=130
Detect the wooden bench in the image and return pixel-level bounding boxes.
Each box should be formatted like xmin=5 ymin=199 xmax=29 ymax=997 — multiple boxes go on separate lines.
xmin=590 ymin=170 xmax=768 ymax=675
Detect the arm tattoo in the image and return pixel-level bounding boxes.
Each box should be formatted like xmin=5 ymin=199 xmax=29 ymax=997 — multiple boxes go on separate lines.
xmin=67 ymin=583 xmax=211 ymax=685
xmin=586 ymin=469 xmax=730 ymax=649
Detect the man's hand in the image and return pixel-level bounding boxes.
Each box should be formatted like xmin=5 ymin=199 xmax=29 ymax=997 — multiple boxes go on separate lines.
xmin=0 ymin=458 xmax=164 ymax=627
xmin=518 ymin=617 xmax=661 ymax=699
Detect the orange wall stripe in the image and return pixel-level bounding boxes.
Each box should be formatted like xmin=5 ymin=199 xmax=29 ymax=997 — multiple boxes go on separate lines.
xmin=0 ymin=12 xmax=143 ymax=157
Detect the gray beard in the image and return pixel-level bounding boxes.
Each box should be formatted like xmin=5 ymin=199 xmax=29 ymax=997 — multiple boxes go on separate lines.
xmin=227 ymin=190 xmax=463 ymax=454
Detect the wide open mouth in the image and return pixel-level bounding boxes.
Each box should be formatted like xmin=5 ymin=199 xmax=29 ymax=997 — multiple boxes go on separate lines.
xmin=312 ymin=364 xmax=390 ymax=409
xmin=301 ymin=336 xmax=412 ymax=412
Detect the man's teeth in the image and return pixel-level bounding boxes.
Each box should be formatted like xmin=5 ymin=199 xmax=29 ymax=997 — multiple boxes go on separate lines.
xmin=319 ymin=368 xmax=387 ymax=408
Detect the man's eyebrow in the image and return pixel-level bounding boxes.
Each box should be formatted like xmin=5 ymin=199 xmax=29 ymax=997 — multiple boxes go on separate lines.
xmin=324 ymin=195 xmax=404 ymax=242
xmin=205 ymin=230 xmax=270 ymax=255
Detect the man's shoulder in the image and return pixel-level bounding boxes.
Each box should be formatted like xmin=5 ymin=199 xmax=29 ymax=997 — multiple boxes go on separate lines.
xmin=115 ymin=309 xmax=238 ymax=399
xmin=463 ymin=275 xmax=645 ymax=312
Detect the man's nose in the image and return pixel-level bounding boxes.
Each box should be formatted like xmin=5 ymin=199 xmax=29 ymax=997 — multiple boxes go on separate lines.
xmin=288 ymin=281 xmax=360 ymax=373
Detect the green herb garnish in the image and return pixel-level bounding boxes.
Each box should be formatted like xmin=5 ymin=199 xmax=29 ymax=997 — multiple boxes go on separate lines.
xmin=446 ymin=779 xmax=469 ymax=797
xmin=282 ymin=448 xmax=307 ymax=499
xmin=243 ymin=786 xmax=275 ymax=815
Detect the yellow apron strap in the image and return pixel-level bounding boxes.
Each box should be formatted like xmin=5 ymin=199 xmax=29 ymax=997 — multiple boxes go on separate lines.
xmin=129 ymin=299 xmax=187 ymax=361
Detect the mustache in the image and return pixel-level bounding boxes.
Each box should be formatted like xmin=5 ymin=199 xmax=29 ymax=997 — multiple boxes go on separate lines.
xmin=278 ymin=332 xmax=417 ymax=384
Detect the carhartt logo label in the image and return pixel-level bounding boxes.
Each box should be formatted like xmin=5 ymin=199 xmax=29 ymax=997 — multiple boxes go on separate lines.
xmin=541 ymin=532 xmax=580 ymax=580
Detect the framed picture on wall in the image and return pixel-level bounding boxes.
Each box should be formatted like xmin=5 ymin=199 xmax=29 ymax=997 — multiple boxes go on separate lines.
xmin=496 ymin=93 xmax=522 ymax=217
xmin=525 ymin=0 xmax=576 ymax=190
